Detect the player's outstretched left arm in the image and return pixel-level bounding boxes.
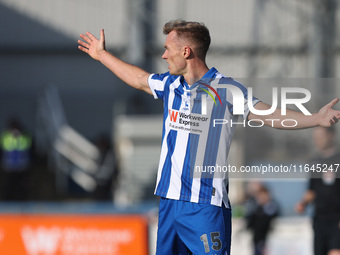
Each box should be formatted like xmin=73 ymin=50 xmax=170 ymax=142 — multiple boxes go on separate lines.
xmin=248 ymin=98 xmax=340 ymax=129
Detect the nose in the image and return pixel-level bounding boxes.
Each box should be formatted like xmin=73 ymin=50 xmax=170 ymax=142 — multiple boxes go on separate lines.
xmin=162 ymin=50 xmax=167 ymax=59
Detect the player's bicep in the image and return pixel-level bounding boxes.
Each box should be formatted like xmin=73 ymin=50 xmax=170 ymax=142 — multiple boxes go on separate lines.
xmin=138 ymin=73 xmax=153 ymax=95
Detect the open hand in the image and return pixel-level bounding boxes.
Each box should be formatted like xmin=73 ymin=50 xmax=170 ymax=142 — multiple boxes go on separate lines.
xmin=78 ymin=29 xmax=106 ymax=61
xmin=317 ymin=98 xmax=340 ymax=127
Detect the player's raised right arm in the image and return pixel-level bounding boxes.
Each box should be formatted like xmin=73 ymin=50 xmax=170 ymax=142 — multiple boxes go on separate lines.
xmin=78 ymin=29 xmax=152 ymax=95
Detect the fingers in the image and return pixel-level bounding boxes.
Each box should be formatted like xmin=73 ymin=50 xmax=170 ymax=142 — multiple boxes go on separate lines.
xmin=331 ymin=116 xmax=336 ymax=124
xmin=79 ymin=33 xmax=91 ymax=44
xmin=332 ymin=115 xmax=338 ymax=124
xmin=85 ymin=31 xmax=98 ymax=41
xmin=325 ymin=113 xmax=340 ymax=127
xmin=327 ymin=98 xmax=339 ymax=108
xmin=78 ymin=45 xmax=88 ymax=53
xmin=78 ymin=32 xmax=96 ymax=54
xmin=77 ymin=38 xmax=90 ymax=54
xmin=330 ymin=101 xmax=340 ymax=123
xmin=78 ymin=30 xmax=105 ymax=59
xmin=78 ymin=39 xmax=89 ymax=48
xmin=100 ymin=29 xmax=105 ymax=40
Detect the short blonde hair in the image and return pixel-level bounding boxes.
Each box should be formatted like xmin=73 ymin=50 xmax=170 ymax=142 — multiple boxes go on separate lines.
xmin=163 ymin=20 xmax=211 ymax=59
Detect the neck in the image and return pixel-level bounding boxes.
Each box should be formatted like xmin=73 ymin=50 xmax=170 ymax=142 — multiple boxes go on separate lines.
xmin=183 ymin=60 xmax=209 ymax=85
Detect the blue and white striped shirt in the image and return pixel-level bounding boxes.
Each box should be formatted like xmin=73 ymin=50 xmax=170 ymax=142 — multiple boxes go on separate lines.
xmin=148 ymin=67 xmax=259 ymax=207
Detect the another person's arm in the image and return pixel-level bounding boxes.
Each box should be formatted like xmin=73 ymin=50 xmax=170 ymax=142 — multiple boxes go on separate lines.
xmin=78 ymin=29 xmax=152 ymax=95
xmin=248 ymin=99 xmax=340 ymax=129
xmin=295 ymin=190 xmax=315 ymax=214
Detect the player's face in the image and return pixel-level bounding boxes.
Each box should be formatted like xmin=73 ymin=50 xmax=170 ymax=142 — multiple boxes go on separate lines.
xmin=162 ymin=31 xmax=186 ymax=75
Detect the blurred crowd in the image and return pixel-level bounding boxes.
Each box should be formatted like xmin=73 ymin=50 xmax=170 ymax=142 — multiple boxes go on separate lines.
xmin=0 ymin=116 xmax=119 ymax=202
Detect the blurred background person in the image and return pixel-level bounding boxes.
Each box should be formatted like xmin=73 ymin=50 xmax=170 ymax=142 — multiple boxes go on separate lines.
xmin=92 ymin=133 xmax=118 ymax=201
xmin=295 ymin=126 xmax=340 ymax=255
xmin=0 ymin=117 xmax=32 ymax=201
xmin=245 ymin=183 xmax=280 ymax=255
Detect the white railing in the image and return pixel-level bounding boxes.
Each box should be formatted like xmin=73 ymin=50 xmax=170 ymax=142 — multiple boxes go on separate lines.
xmin=37 ymin=85 xmax=100 ymax=194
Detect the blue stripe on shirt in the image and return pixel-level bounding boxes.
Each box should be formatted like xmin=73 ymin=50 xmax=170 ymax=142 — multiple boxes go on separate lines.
xmin=179 ymin=90 xmax=202 ymax=201
xmin=155 ymin=129 xmax=178 ymax=196
xmin=156 ymin=80 xmax=183 ymax=197
xmin=199 ymin=87 xmax=227 ymax=204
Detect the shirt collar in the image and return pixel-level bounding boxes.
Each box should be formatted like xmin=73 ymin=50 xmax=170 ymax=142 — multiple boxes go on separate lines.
xmin=202 ymin=67 xmax=218 ymax=79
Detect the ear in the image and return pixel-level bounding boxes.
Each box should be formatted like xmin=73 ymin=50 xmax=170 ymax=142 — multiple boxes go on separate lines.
xmin=183 ymin=46 xmax=192 ymax=59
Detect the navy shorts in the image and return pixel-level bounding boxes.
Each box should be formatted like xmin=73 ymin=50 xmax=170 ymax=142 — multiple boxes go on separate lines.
xmin=156 ymin=198 xmax=231 ymax=255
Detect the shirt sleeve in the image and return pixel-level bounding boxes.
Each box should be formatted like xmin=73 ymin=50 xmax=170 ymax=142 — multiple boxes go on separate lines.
xmin=147 ymin=72 xmax=170 ymax=101
xmin=243 ymin=93 xmax=261 ymax=120
xmin=222 ymin=78 xmax=261 ymax=120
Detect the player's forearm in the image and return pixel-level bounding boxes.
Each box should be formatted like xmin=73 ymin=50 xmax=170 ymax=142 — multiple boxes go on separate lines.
xmin=98 ymin=50 xmax=151 ymax=93
xmin=251 ymin=98 xmax=340 ymax=129
xmin=249 ymin=102 xmax=319 ymax=129
xmin=267 ymin=108 xmax=319 ymax=130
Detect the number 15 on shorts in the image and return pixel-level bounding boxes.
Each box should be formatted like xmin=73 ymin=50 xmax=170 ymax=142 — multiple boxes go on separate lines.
xmin=200 ymin=232 xmax=222 ymax=253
